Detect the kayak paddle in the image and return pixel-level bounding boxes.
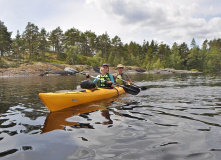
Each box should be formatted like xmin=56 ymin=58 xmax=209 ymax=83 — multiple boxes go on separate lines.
xmin=64 ymin=67 xmax=140 ymax=95
xmin=93 ymin=66 xmax=148 ymax=90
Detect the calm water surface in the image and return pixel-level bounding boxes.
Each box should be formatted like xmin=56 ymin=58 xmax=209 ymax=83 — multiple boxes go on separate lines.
xmin=0 ymin=73 xmax=221 ymax=160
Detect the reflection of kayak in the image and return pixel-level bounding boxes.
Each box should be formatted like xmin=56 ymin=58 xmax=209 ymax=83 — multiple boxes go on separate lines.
xmin=41 ymin=102 xmax=111 ymax=133
xmin=39 ymin=86 xmax=125 ymax=112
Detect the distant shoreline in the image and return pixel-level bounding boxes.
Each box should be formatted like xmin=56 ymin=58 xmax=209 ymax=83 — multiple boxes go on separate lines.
xmin=0 ymin=62 xmax=202 ymax=78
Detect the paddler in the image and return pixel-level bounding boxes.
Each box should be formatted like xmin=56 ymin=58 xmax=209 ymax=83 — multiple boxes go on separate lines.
xmin=114 ymin=64 xmax=133 ymax=85
xmin=86 ymin=63 xmax=115 ymax=88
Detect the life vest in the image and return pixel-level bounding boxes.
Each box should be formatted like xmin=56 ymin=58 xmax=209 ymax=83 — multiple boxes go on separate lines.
xmin=116 ymin=73 xmax=130 ymax=85
xmin=97 ymin=73 xmax=111 ymax=87
xmin=116 ymin=73 xmax=124 ymax=85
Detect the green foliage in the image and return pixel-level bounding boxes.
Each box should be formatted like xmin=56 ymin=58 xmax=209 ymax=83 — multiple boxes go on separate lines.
xmin=191 ymin=38 xmax=196 ymax=48
xmin=92 ymin=51 xmax=103 ymax=66
xmin=126 ymin=53 xmax=137 ymax=66
xmin=120 ymin=57 xmax=125 ymax=66
xmin=190 ymin=69 xmax=198 ymax=72
xmin=187 ymin=46 xmax=201 ymax=70
xmin=38 ymin=28 xmax=49 ymax=61
xmin=0 ymin=20 xmax=221 ymax=73
xmin=107 ymin=52 xmax=114 ymax=66
xmin=168 ymin=42 xmax=183 ymax=69
xmin=0 ymin=59 xmax=20 ymax=68
xmin=23 ymin=22 xmax=39 ymax=60
xmin=153 ymin=58 xmax=163 ymax=69
xmin=86 ymin=57 xmax=99 ymax=66
xmin=65 ymin=45 xmax=80 ymax=65
xmin=204 ymin=45 xmax=221 ymax=72
xmin=145 ymin=61 xmax=154 ymax=71
xmin=48 ymin=27 xmax=64 ymax=54
xmin=0 ymin=59 xmax=8 ymax=68
xmin=169 ymin=50 xmax=182 ymax=69
xmin=0 ymin=21 xmax=12 ymax=57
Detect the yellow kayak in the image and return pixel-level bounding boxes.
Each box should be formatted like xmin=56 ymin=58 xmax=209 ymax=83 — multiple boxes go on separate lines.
xmin=39 ymin=86 xmax=125 ymax=112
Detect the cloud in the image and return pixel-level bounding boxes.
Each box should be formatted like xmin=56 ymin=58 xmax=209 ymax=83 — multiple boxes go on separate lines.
xmin=1 ymin=0 xmax=221 ymax=46
xmin=85 ymin=0 xmax=221 ymax=46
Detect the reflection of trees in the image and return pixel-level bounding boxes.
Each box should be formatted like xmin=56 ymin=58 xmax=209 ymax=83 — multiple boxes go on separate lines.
xmin=0 ymin=111 xmax=45 ymax=135
xmin=0 ymin=76 xmax=80 ymax=114
xmin=69 ymin=123 xmax=94 ymax=129
xmin=22 ymin=124 xmax=42 ymax=134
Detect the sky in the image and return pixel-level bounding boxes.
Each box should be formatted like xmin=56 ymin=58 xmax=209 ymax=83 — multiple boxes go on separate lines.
xmin=1 ymin=0 xmax=221 ymax=47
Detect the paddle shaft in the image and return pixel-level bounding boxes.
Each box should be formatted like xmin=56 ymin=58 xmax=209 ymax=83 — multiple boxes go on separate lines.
xmin=116 ymin=77 xmax=147 ymax=90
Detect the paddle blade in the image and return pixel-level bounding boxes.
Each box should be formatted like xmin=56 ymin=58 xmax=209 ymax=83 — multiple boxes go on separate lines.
xmin=123 ymin=85 xmax=140 ymax=95
xmin=93 ymin=66 xmax=100 ymax=73
xmin=140 ymin=86 xmax=148 ymax=90
xmin=64 ymin=67 xmax=78 ymax=74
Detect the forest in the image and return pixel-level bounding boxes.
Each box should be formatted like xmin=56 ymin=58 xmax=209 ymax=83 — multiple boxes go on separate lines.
xmin=0 ymin=20 xmax=221 ymax=73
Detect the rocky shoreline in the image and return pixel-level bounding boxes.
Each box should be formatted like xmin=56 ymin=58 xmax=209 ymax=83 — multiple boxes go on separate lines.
xmin=145 ymin=68 xmax=201 ymax=74
xmin=0 ymin=62 xmax=201 ymax=77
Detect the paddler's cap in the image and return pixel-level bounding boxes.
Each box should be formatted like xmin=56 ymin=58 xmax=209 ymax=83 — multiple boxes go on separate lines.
xmin=102 ymin=63 xmax=109 ymax=67
xmin=117 ymin=64 xmax=124 ymax=68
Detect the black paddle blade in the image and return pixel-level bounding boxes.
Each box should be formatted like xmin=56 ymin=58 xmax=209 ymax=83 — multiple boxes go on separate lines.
xmin=122 ymin=85 xmax=140 ymax=95
xmin=93 ymin=66 xmax=100 ymax=73
xmin=140 ymin=86 xmax=148 ymax=90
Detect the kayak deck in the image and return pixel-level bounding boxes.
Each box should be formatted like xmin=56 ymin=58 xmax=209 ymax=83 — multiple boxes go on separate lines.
xmin=39 ymin=86 xmax=125 ymax=112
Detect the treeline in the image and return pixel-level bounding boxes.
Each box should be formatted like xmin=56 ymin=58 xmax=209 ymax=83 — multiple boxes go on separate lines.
xmin=0 ymin=20 xmax=220 ymax=72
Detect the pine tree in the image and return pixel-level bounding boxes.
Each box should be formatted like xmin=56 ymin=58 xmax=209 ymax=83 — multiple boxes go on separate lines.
xmin=0 ymin=21 xmax=12 ymax=58
xmin=38 ymin=28 xmax=49 ymax=61
xmin=23 ymin=22 xmax=39 ymax=60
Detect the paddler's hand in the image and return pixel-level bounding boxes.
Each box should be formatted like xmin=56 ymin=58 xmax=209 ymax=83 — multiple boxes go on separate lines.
xmin=107 ymin=81 xmax=113 ymax=84
xmin=113 ymin=74 xmax=117 ymax=79
xmin=106 ymin=81 xmax=113 ymax=87
xmin=86 ymin=74 xmax=90 ymax=80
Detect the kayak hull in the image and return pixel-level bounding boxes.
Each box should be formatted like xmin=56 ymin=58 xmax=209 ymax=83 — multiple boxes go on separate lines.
xmin=39 ymin=86 xmax=125 ymax=112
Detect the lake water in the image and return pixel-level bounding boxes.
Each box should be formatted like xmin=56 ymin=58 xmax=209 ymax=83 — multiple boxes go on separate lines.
xmin=0 ymin=73 xmax=221 ymax=160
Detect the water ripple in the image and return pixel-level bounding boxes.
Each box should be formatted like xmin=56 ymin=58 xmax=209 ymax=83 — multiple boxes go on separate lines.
xmin=1 ymin=74 xmax=221 ymax=159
